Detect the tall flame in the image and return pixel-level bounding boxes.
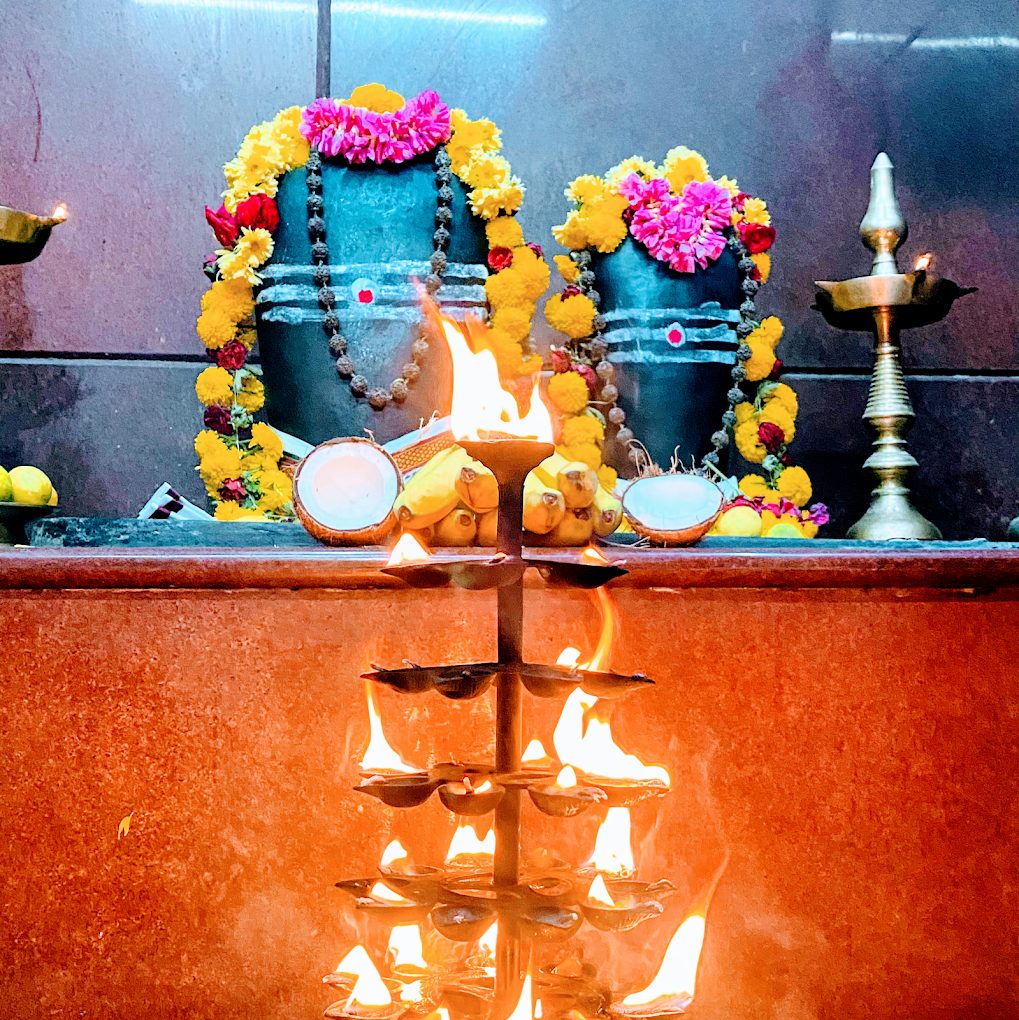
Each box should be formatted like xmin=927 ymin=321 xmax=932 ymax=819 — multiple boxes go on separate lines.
xmin=522 ymin=738 xmax=550 ymax=764
xmin=439 ymin=315 xmax=553 ymax=443
xmin=332 ymin=945 xmax=393 ymax=1008
xmin=586 ymin=806 xmax=634 ymax=875
xmin=380 ymin=839 xmax=409 ymax=867
xmin=555 ymin=765 xmax=578 ymax=789
xmin=478 ymin=922 xmax=498 ymax=958
xmin=387 ymin=531 xmax=431 ymax=566
xmin=359 ymin=681 xmax=418 ymax=774
xmin=622 ymin=913 xmax=706 ymax=1004
xmin=388 ymin=924 xmax=427 ymax=969
xmin=552 ymin=688 xmax=669 ymax=785
xmin=445 ymin=819 xmax=495 ymax=862
xmin=506 ymin=972 xmax=534 ymax=1020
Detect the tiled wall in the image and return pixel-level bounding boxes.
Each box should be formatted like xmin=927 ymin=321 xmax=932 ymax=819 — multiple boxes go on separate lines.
xmin=2 ymin=0 xmax=1017 ymax=536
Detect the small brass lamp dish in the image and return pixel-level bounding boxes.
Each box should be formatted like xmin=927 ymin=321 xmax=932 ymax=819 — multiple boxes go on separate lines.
xmin=0 ymin=203 xmax=66 ymax=265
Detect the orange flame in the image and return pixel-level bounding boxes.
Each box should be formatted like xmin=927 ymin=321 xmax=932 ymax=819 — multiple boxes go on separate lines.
xmin=478 ymin=922 xmax=498 ymax=958
xmin=370 ymin=881 xmax=411 ymax=904
xmin=622 ymin=912 xmax=706 ymax=1004
xmin=399 ymin=980 xmax=424 ymax=1003
xmin=554 ymin=765 xmax=578 ymax=789
xmin=388 ymin=924 xmax=427 ymax=969
xmin=387 ymin=531 xmax=431 ymax=566
xmin=586 ymin=806 xmax=634 ymax=875
xmin=380 ymin=839 xmax=409 ymax=867
xmin=474 ymin=778 xmax=493 ymax=795
xmin=437 ymin=312 xmax=553 ymax=443
xmin=332 ymin=945 xmax=393 ymax=1007
xmin=506 ymin=971 xmax=534 ymax=1020
xmin=522 ymin=738 xmax=550 ymax=764
xmin=360 ymin=681 xmax=418 ymax=774
xmin=587 ymin=873 xmax=616 ymax=906
xmin=445 ymin=819 xmax=495 ymax=862
xmin=915 ymin=252 xmax=933 ymax=272
xmin=580 ymin=545 xmax=610 ymax=565
xmin=51 ymin=203 xmax=68 ymax=222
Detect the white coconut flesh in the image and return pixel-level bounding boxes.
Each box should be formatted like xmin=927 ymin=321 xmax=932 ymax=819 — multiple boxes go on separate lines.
xmin=622 ymin=474 xmax=723 ymax=531
xmin=296 ymin=441 xmax=400 ymax=533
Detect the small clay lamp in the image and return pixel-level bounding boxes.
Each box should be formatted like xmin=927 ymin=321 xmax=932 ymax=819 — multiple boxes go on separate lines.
xmin=355 ymin=773 xmax=439 ymax=809
xmin=439 ymin=775 xmax=506 ymax=816
xmin=580 ymin=874 xmax=666 ymax=933
xmin=322 ymin=945 xmax=405 ymax=1020
xmin=582 ymin=775 xmax=669 ymax=809
xmin=528 ymin=766 xmax=608 ymax=818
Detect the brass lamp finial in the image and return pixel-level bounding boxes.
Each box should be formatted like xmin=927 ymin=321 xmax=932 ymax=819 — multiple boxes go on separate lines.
xmin=860 ymin=152 xmax=907 ymax=277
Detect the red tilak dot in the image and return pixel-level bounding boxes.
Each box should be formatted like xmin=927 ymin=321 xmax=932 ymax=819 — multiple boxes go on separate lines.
xmin=358 ymin=289 xmax=373 ymax=304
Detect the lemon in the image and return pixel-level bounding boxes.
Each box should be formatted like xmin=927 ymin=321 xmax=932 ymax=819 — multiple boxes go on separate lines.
xmin=765 ymin=522 xmax=803 ymax=539
xmin=716 ymin=505 xmax=762 ymax=537
xmin=9 ymin=466 xmax=53 ymax=505
xmin=48 ymin=486 xmax=59 ymax=506
xmin=0 ymin=466 xmax=12 ymax=502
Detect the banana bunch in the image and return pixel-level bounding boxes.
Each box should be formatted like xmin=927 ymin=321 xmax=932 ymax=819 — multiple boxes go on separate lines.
xmin=392 ymin=447 xmax=622 ymax=547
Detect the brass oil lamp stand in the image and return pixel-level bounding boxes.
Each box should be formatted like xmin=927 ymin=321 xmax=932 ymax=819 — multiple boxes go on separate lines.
xmin=333 ymin=435 xmax=694 ymax=1020
xmin=814 ymin=153 xmax=975 ymax=540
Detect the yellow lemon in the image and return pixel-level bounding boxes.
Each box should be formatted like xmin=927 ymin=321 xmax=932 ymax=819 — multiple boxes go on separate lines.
xmin=0 ymin=466 xmax=12 ymax=502
xmin=765 ymin=522 xmax=803 ymax=539
xmin=48 ymin=486 xmax=59 ymax=506
xmin=716 ymin=505 xmax=762 ymax=537
xmin=9 ymin=466 xmax=53 ymax=505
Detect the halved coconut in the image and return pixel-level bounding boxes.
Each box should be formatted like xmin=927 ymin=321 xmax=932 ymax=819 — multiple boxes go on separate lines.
xmin=621 ymin=473 xmax=724 ymax=546
xmin=293 ymin=437 xmax=403 ymax=546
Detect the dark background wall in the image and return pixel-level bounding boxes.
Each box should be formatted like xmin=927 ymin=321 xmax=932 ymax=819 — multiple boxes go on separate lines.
xmin=2 ymin=0 xmax=1017 ymax=537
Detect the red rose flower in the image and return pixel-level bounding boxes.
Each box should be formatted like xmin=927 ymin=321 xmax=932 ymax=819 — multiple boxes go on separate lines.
xmin=550 ymin=347 xmax=572 ymax=373
xmin=219 ymin=477 xmax=247 ymax=502
xmin=526 ymin=242 xmax=544 ymax=259
xmin=734 ymin=192 xmax=749 ymax=213
xmin=216 ymin=339 xmax=248 ymax=370
xmin=738 ymin=222 xmax=776 ymax=254
xmin=561 ymin=285 xmax=581 ymax=299
xmin=205 ymin=204 xmax=239 ymax=247
xmin=574 ymin=364 xmax=597 ymax=394
xmin=758 ymin=421 xmax=786 ymax=454
xmin=234 ymin=193 xmax=280 ymax=233
xmin=203 ymin=404 xmax=233 ymax=436
xmin=488 ymin=246 xmax=514 ymax=272
xmin=768 ymin=358 xmax=784 ymax=381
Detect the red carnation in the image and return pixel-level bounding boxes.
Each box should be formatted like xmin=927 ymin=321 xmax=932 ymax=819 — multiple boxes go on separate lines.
xmin=488 ymin=246 xmax=514 ymax=272
xmin=574 ymin=364 xmax=597 ymax=394
xmin=739 ymin=222 xmax=776 ymax=254
xmin=768 ymin=358 xmax=784 ymax=381
xmin=526 ymin=242 xmax=544 ymax=259
xmin=561 ymin=285 xmax=581 ymax=299
xmin=203 ymin=404 xmax=233 ymax=436
xmin=205 ymin=204 xmax=239 ymax=247
xmin=216 ymin=339 xmax=248 ymax=370
xmin=219 ymin=477 xmax=247 ymax=502
xmin=234 ymin=193 xmax=280 ymax=233
xmin=550 ymin=347 xmax=572 ymax=373
xmin=758 ymin=421 xmax=786 ymax=454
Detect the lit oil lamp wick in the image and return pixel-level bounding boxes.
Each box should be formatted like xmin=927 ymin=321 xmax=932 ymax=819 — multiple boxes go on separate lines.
xmin=914 ymin=252 xmax=932 ymax=273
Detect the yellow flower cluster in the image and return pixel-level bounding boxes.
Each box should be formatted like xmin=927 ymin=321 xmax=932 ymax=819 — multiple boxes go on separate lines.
xmin=223 ymin=106 xmax=310 ymax=214
xmin=552 ymin=179 xmax=629 ymax=255
xmin=547 ymin=371 xmax=590 ymax=415
xmin=447 ymin=109 xmax=523 ymax=221
xmin=742 ymin=315 xmax=784 ymax=382
xmin=545 ymin=292 xmax=597 ymax=339
xmin=660 ymin=146 xmax=709 ymax=193
xmin=194 ymin=427 xmax=293 ymax=518
xmin=482 ymin=235 xmax=548 ymax=376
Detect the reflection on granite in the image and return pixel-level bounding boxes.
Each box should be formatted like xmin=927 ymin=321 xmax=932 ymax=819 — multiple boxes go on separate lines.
xmin=30 ymin=517 xmax=320 ymax=548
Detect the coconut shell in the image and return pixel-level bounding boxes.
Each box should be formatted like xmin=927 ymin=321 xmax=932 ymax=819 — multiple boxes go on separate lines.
xmin=621 ymin=474 xmax=723 ymax=546
xmin=293 ymin=436 xmax=403 ymax=546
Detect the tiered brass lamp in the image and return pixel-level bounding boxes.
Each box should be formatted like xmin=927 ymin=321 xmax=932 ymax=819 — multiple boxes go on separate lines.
xmin=814 ymin=153 xmax=975 ymax=540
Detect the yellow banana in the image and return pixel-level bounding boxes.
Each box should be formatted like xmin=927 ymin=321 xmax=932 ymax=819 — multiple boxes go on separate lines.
xmin=393 ymin=446 xmax=469 ymax=529
xmin=455 ymin=462 xmax=499 ymax=513
xmin=557 ymin=461 xmax=598 ymax=509
xmin=476 ymin=509 xmax=498 ymax=546
xmin=432 ymin=506 xmax=477 ymax=546
xmin=523 ymin=473 xmax=566 ymax=535
xmin=543 ymin=506 xmax=594 ymax=545
xmin=591 ymin=487 xmax=623 ymax=536
xmin=532 ymin=451 xmax=569 ymax=489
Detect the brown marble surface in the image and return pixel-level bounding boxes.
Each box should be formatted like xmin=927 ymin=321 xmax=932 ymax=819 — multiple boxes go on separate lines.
xmin=1 ymin=555 xmax=1018 ymax=1019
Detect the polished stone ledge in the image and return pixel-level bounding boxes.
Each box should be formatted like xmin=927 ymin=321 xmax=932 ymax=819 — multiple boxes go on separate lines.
xmin=2 ymin=538 xmax=1018 ymax=592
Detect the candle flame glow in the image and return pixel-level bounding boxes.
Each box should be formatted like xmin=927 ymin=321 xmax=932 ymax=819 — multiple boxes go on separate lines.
xmin=586 ymin=806 xmax=634 ymax=875
xmin=622 ymin=913 xmax=706 ymax=1004
xmin=587 ymin=873 xmax=616 ymax=906
xmin=387 ymin=531 xmax=431 ymax=566
xmin=445 ymin=819 xmax=495 ymax=862
xmin=437 ymin=310 xmax=553 ymax=444
xmin=380 ymin=838 xmax=409 ymax=867
xmin=359 ymin=680 xmax=418 ymax=774
xmin=332 ymin=945 xmax=393 ymax=1008
xmin=388 ymin=924 xmax=427 ymax=969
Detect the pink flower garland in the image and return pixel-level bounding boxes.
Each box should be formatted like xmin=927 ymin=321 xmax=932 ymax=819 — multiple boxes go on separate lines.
xmin=617 ymin=173 xmax=732 ymax=273
xmin=300 ymin=89 xmax=452 ymax=165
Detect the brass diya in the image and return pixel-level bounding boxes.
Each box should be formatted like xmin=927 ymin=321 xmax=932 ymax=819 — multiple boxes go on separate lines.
xmin=0 ymin=203 xmax=66 ymax=265
xmin=528 ymin=780 xmax=608 ymax=818
xmin=439 ymin=779 xmax=507 ymax=816
xmin=814 ymin=152 xmax=975 ymax=540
